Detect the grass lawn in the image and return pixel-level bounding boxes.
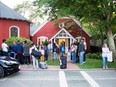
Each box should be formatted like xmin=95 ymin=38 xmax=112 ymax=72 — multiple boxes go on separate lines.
xmin=77 ymin=58 xmax=116 ymax=69
xmin=47 ymin=60 xmax=60 ymax=66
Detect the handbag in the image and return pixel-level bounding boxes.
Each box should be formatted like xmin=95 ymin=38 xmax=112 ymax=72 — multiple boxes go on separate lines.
xmin=31 ymin=49 xmax=42 ymax=58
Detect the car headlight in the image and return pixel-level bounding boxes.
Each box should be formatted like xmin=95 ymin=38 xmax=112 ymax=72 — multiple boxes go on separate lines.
xmin=1 ymin=60 xmax=11 ymax=65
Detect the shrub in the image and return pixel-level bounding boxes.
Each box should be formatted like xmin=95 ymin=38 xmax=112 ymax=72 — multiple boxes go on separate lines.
xmin=86 ymin=52 xmax=102 ymax=60
xmin=44 ymin=39 xmax=48 ymax=46
xmin=91 ymin=53 xmax=99 ymax=59
xmin=6 ymin=37 xmax=32 ymax=46
xmin=96 ymin=52 xmax=102 ymax=59
xmin=86 ymin=53 xmax=91 ymax=59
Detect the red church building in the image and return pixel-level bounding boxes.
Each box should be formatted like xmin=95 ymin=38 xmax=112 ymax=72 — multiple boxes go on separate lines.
xmin=0 ymin=2 xmax=30 ymax=46
xmin=30 ymin=17 xmax=91 ymax=52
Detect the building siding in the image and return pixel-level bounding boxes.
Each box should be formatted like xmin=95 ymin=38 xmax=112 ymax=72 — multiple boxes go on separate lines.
xmin=0 ymin=18 xmax=30 ymax=46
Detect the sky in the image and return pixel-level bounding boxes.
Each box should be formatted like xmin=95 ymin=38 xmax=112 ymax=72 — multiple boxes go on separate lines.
xmin=0 ymin=0 xmax=27 ymax=9
xmin=0 ymin=0 xmax=47 ymax=23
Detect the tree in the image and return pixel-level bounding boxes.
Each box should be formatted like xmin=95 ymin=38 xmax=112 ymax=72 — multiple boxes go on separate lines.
xmin=34 ymin=0 xmax=116 ymax=60
xmin=14 ymin=0 xmax=47 ymax=25
xmin=34 ymin=0 xmax=115 ymax=47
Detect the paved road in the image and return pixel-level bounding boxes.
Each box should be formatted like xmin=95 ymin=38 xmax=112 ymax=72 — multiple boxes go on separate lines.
xmin=0 ymin=69 xmax=116 ymax=87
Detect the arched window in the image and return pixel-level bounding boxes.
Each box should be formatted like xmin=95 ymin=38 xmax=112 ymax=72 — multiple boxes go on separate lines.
xmin=9 ymin=26 xmax=19 ymax=37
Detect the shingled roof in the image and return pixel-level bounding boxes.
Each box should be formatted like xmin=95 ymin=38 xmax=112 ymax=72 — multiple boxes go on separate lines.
xmin=0 ymin=1 xmax=29 ymax=22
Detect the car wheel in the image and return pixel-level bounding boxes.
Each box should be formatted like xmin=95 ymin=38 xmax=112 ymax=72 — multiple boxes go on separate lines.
xmin=0 ymin=66 xmax=4 ymax=78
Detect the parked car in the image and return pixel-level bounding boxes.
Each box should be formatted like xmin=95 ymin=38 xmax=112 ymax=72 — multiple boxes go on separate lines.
xmin=0 ymin=56 xmax=20 ymax=78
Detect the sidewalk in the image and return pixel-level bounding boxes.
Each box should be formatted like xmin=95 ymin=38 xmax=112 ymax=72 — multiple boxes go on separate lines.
xmin=20 ymin=55 xmax=80 ymax=70
xmin=20 ymin=61 xmax=80 ymax=71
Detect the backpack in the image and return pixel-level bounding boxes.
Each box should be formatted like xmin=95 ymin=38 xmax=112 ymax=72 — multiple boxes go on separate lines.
xmin=31 ymin=49 xmax=42 ymax=58
xmin=39 ymin=62 xmax=48 ymax=69
xmin=54 ymin=47 xmax=57 ymax=52
xmin=61 ymin=46 xmax=65 ymax=52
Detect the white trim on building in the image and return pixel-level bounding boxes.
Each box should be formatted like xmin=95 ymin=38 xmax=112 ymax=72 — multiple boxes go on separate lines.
xmin=50 ymin=28 xmax=76 ymax=42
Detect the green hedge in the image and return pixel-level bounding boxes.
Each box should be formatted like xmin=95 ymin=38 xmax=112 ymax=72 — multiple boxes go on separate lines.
xmin=86 ymin=52 xmax=102 ymax=59
xmin=6 ymin=37 xmax=32 ymax=46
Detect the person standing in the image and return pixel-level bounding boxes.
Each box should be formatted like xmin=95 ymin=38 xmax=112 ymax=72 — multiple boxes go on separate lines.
xmin=60 ymin=42 xmax=65 ymax=57
xmin=39 ymin=47 xmax=44 ymax=62
xmin=47 ymin=41 xmax=53 ymax=61
xmin=78 ymin=38 xmax=85 ymax=65
xmin=16 ymin=40 xmax=24 ymax=64
xmin=44 ymin=44 xmax=49 ymax=62
xmin=102 ymin=43 xmax=110 ymax=69
xmin=70 ymin=43 xmax=77 ymax=63
xmin=53 ymin=43 xmax=58 ymax=61
xmin=23 ymin=40 xmax=30 ymax=65
xmin=9 ymin=41 xmax=17 ymax=53
xmin=1 ymin=39 xmax=9 ymax=56
xmin=83 ymin=39 xmax=87 ymax=63
xmin=9 ymin=41 xmax=17 ymax=58
xmin=30 ymin=43 xmax=39 ymax=69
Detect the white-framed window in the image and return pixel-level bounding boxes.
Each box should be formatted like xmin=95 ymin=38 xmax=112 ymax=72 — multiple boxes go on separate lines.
xmin=37 ymin=36 xmax=48 ymax=45
xmin=9 ymin=26 xmax=19 ymax=37
xmin=75 ymin=36 xmax=86 ymax=42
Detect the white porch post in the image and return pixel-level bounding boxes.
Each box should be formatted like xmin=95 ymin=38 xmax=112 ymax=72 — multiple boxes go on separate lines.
xmin=53 ymin=38 xmax=55 ymax=43
xmin=70 ymin=38 xmax=72 ymax=46
xmin=40 ymin=38 xmax=41 ymax=45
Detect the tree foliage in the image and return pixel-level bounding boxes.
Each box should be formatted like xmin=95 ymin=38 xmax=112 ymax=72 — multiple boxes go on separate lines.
xmin=14 ymin=0 xmax=48 ymax=25
xmin=34 ymin=0 xmax=116 ymax=50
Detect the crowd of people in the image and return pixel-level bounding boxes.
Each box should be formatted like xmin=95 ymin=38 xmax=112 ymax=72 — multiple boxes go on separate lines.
xmin=0 ymin=38 xmax=111 ymax=69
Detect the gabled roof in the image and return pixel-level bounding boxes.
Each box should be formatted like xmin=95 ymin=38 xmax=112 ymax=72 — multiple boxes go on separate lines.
xmin=31 ymin=17 xmax=91 ymax=39
xmin=30 ymin=25 xmax=39 ymax=36
xmin=32 ymin=21 xmax=60 ymax=40
xmin=72 ymin=18 xmax=91 ymax=37
xmin=0 ymin=1 xmax=29 ymax=22
xmin=30 ymin=20 xmax=48 ymax=36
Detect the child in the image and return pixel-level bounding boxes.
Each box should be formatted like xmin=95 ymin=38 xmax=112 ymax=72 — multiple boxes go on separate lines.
xmin=39 ymin=47 xmax=44 ymax=62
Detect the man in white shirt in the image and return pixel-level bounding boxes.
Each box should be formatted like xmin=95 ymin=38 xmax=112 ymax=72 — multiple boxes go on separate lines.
xmin=1 ymin=39 xmax=9 ymax=56
xmin=30 ymin=43 xmax=39 ymax=69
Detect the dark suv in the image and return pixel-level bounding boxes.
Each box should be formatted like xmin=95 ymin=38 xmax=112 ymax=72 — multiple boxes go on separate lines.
xmin=0 ymin=56 xmax=20 ymax=78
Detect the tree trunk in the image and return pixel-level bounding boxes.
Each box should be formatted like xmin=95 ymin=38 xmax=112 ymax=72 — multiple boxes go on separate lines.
xmin=106 ymin=27 xmax=116 ymax=62
xmin=106 ymin=27 xmax=115 ymax=50
xmin=106 ymin=12 xmax=116 ymax=62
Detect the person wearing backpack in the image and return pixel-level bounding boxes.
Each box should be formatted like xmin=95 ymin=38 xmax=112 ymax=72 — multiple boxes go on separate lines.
xmin=30 ymin=43 xmax=39 ymax=69
xmin=60 ymin=42 xmax=65 ymax=57
xmin=53 ymin=43 xmax=58 ymax=61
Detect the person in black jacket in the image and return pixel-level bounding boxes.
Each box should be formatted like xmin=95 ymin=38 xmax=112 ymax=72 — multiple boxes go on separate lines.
xmin=78 ymin=38 xmax=85 ymax=65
